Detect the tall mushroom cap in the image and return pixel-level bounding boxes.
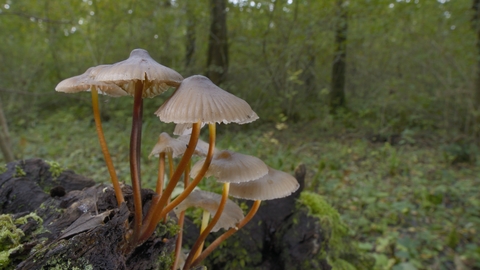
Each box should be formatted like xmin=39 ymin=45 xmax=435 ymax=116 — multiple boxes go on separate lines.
xmin=148 ymin=132 xmax=188 ymax=158
xmin=55 ymin=65 xmax=128 ymax=97
xmin=228 ymin=167 xmax=299 ymax=200
xmin=190 ymin=150 xmax=268 ymax=183
xmin=173 ymin=190 xmax=244 ymax=232
xmin=94 ymin=49 xmax=183 ymax=98
xmin=155 ymin=75 xmax=258 ymax=124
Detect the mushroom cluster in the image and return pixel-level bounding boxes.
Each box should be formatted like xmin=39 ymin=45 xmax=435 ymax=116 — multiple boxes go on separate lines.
xmin=55 ymin=49 xmax=299 ymax=270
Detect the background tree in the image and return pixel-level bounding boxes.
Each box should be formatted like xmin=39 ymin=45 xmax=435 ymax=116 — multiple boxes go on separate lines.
xmin=206 ymin=0 xmax=229 ymax=85
xmin=330 ymin=0 xmax=348 ymax=113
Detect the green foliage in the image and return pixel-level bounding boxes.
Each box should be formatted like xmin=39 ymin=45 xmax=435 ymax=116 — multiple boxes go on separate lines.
xmin=46 ymin=160 xmax=64 ymax=179
xmin=14 ymin=165 xmax=26 ymax=178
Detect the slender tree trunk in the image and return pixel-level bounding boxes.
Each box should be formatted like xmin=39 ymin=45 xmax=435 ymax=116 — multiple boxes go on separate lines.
xmin=473 ymin=0 xmax=480 ymax=109
xmin=0 ymin=97 xmax=14 ymax=162
xmin=330 ymin=0 xmax=348 ymax=113
xmin=185 ymin=2 xmax=196 ymax=71
xmin=206 ymin=0 xmax=229 ymax=85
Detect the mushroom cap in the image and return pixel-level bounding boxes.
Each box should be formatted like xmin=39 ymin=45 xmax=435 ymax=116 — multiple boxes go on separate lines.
xmin=55 ymin=65 xmax=128 ymax=97
xmin=94 ymin=49 xmax=183 ymax=98
xmin=190 ymin=150 xmax=268 ymax=183
xmin=229 ymin=167 xmax=299 ymax=201
xmin=177 ymin=135 xmax=212 ymax=157
xmin=173 ymin=190 xmax=244 ymax=232
xmin=173 ymin=123 xmax=206 ymax=136
xmin=155 ymin=75 xmax=258 ymax=124
xmin=148 ymin=132 xmax=187 ymax=158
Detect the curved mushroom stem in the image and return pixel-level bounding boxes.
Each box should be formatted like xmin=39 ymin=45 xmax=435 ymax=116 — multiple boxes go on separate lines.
xmin=191 ymin=200 xmax=262 ymax=268
xmin=91 ymin=86 xmax=125 ymax=205
xmin=183 ymin=182 xmax=230 ymax=270
xmin=172 ymin=161 xmax=191 ymax=270
xmin=139 ymin=122 xmax=202 ymax=243
xmin=130 ymin=80 xmax=144 ymax=244
xmin=156 ymin=152 xmax=166 ymax=195
xmin=159 ymin=123 xmax=216 ymax=219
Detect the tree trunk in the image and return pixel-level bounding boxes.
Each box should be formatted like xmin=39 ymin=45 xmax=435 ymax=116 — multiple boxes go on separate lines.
xmin=185 ymin=2 xmax=196 ymax=72
xmin=0 ymin=97 xmax=14 ymax=162
xmin=473 ymin=0 xmax=480 ymax=109
xmin=206 ymin=0 xmax=229 ymax=85
xmin=329 ymin=0 xmax=348 ymax=113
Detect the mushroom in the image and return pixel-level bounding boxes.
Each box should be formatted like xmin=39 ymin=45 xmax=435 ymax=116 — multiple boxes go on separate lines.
xmin=191 ymin=167 xmax=300 ymax=268
xmin=140 ymin=75 xmax=258 ymax=243
xmin=55 ymin=65 xmax=126 ymax=205
xmin=190 ymin=150 xmax=269 ymax=184
xmin=174 ymin=190 xmax=244 ymax=233
xmin=184 ymin=150 xmax=269 ymax=267
xmin=94 ymin=48 xmax=183 ymax=244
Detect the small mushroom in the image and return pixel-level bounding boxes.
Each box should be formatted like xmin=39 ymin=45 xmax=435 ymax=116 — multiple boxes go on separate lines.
xmin=190 ymin=150 xmax=268 ymax=183
xmin=174 ymin=190 xmax=244 ymax=232
xmin=229 ymin=167 xmax=299 ymax=200
xmin=191 ymin=168 xmax=300 ymax=268
xmin=55 ymin=65 xmax=126 ymax=205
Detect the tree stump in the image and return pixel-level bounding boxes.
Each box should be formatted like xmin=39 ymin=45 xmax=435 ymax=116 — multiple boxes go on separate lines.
xmin=0 ymin=159 xmax=176 ymax=269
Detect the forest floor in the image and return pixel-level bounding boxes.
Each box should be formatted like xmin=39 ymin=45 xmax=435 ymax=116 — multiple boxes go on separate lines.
xmin=3 ymin=110 xmax=480 ymax=270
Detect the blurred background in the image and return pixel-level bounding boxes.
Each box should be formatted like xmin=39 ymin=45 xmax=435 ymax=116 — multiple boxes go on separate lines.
xmin=1 ymin=0 xmax=479 ymax=269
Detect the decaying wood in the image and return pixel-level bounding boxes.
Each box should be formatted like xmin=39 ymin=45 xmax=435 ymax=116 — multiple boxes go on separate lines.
xmin=0 ymin=159 xmax=176 ymax=270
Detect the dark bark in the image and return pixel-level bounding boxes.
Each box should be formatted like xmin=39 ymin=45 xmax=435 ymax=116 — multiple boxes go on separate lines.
xmin=0 ymin=96 xmax=14 ymax=162
xmin=184 ymin=2 xmax=196 ymax=72
xmin=329 ymin=0 xmax=348 ymax=113
xmin=473 ymin=0 xmax=480 ymax=109
xmin=0 ymin=159 xmax=176 ymax=270
xmin=206 ymin=0 xmax=229 ymax=85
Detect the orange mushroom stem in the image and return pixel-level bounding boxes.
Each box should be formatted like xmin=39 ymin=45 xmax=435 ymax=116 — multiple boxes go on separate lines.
xmin=183 ymin=182 xmax=230 ymax=270
xmin=91 ymin=86 xmax=125 ymax=205
xmin=139 ymin=122 xmax=202 ymax=243
xmin=191 ymin=200 xmax=262 ymax=268
xmin=158 ymin=123 xmax=216 ymax=219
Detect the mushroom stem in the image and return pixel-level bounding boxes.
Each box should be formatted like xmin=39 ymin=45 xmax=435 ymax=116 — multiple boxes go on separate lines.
xmin=156 ymin=152 xmax=166 ymax=195
xmin=139 ymin=122 xmax=201 ymax=243
xmin=167 ymin=151 xmax=174 ymax=204
xmin=191 ymin=200 xmax=262 ymax=268
xmin=130 ymin=80 xmax=144 ymax=244
xmin=159 ymin=123 xmax=216 ymax=220
xmin=193 ymin=210 xmax=211 ymax=260
xmin=172 ymin=161 xmax=191 ymax=270
xmin=91 ymin=86 xmax=125 ymax=205
xmin=183 ymin=182 xmax=230 ymax=269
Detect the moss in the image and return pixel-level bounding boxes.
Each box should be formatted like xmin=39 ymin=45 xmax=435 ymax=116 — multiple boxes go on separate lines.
xmin=45 ymin=160 xmax=64 ymax=180
xmin=0 ymin=164 xmax=7 ymax=174
xmin=298 ymin=191 xmax=348 ymax=251
xmin=0 ymin=215 xmax=25 ymax=269
xmin=155 ymin=217 xmax=180 ymax=238
xmin=298 ymin=191 xmax=375 ymax=270
xmin=43 ymin=257 xmax=93 ymax=270
xmin=157 ymin=250 xmax=175 ymax=270
xmin=14 ymin=165 xmax=26 ymax=177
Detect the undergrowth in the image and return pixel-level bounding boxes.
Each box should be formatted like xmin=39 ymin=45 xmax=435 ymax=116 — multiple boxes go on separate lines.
xmin=2 ymin=107 xmax=479 ymax=270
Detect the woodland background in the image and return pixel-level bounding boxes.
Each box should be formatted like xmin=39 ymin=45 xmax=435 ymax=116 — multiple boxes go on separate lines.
xmin=0 ymin=0 xmax=479 ymax=269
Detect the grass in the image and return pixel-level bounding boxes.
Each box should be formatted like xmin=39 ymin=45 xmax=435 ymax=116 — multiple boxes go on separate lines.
xmin=2 ymin=106 xmax=480 ymax=270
